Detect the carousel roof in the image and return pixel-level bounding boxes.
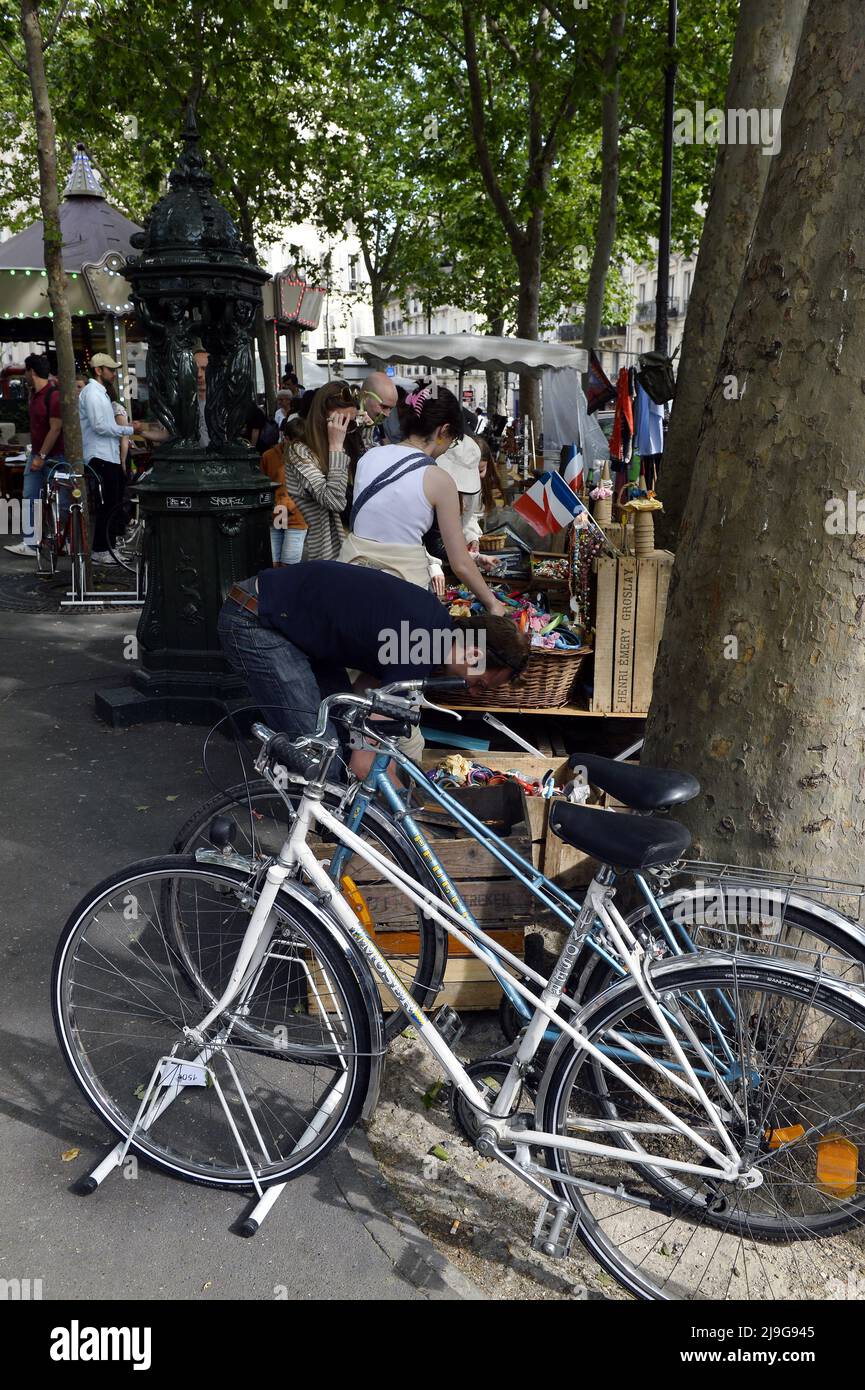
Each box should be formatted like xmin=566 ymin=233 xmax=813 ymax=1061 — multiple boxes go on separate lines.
xmin=0 ymin=145 xmax=141 ymax=273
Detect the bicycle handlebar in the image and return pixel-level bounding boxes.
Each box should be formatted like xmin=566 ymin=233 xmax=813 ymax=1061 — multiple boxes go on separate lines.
xmin=251 ymin=677 xmax=467 ymax=766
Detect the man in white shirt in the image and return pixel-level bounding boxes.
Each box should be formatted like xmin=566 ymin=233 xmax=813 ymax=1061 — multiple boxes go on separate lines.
xmin=79 ymin=353 xmax=143 ymax=562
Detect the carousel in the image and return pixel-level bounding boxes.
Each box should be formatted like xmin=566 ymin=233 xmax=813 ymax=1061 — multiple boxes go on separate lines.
xmin=0 ymin=143 xmax=142 ymax=413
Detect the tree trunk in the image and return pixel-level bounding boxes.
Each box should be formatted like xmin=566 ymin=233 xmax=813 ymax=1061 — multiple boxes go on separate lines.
xmin=371 ymin=295 xmax=385 ymax=336
xmin=656 ymin=0 xmax=808 ymax=547
xmin=582 ymin=0 xmax=627 ymax=355
xmin=19 ymin=1 xmax=85 ymax=503
xmin=516 ymin=226 xmax=542 ymax=446
xmin=255 ymin=304 xmax=276 ymax=417
xmin=484 ymin=314 xmax=505 ymax=415
xmin=643 ymin=0 xmax=865 ymax=882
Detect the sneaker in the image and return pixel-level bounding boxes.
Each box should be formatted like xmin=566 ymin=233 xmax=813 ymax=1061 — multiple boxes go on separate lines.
xmin=4 ymin=542 xmax=38 ymax=557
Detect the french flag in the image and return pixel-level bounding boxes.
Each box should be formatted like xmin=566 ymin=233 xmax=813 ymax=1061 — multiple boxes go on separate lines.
xmin=515 ymin=472 xmax=588 ymax=536
xmin=561 ymin=444 xmax=584 ymax=495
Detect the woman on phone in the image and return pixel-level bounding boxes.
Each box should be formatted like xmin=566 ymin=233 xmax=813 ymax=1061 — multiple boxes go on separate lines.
xmin=284 ymin=380 xmax=358 ymax=560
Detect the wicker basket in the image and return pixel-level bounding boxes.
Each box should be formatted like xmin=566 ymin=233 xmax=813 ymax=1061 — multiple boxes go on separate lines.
xmin=479 ymin=531 xmax=507 ymax=552
xmin=445 ymin=643 xmax=590 ymax=709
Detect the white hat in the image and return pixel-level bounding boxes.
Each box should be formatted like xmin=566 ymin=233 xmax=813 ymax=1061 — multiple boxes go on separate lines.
xmin=439 ymin=435 xmax=481 ymax=493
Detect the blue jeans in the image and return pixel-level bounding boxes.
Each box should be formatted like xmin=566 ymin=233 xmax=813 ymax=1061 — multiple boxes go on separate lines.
xmin=22 ymin=454 xmax=53 ymax=547
xmin=270 ymin=527 xmax=306 ymax=565
xmin=217 ymin=599 xmax=348 ymax=773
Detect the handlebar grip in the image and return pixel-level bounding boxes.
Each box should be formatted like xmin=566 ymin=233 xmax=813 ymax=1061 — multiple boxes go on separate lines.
xmin=370 ymin=699 xmax=422 ymax=725
xmin=423 ymin=677 xmax=468 ymax=692
xmin=267 ymin=733 xmax=301 ymax=766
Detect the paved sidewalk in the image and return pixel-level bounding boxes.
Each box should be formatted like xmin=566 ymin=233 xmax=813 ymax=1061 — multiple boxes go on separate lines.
xmin=0 ymin=553 xmax=478 ymax=1301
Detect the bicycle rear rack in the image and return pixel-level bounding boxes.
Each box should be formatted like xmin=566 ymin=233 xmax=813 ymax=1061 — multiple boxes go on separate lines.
xmin=670 ymin=860 xmax=865 ymax=922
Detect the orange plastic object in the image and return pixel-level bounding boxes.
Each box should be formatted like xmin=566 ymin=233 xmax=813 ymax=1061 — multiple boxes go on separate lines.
xmin=816 ymin=1134 xmax=859 ymax=1199
xmin=340 ymin=875 xmax=376 ymax=936
xmin=765 ymin=1124 xmax=805 ymax=1150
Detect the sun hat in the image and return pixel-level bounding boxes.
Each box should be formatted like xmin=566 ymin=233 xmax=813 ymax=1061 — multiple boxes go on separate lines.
xmin=439 ymin=435 xmax=481 ymax=493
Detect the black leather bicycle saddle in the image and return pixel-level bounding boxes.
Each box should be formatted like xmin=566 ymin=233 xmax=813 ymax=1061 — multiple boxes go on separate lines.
xmin=548 ymin=801 xmax=691 ymax=870
xmin=568 ymin=752 xmax=700 ymax=812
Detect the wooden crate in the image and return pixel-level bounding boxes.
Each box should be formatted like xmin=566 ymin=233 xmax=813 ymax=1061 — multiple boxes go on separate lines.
xmin=591 ymin=550 xmax=674 ymax=713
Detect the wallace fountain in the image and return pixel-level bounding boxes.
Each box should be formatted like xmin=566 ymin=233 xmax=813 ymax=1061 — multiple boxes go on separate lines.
xmin=96 ymin=109 xmax=274 ymax=725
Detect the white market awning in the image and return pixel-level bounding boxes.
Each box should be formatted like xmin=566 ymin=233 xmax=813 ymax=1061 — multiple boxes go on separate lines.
xmin=354 ymin=333 xmax=587 ymax=379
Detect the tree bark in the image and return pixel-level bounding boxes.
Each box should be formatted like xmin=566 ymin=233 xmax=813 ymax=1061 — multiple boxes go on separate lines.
xmin=485 ymin=314 xmax=505 ymax=415
xmin=516 ymin=220 xmax=543 ymax=446
xmin=19 ymin=0 xmax=85 ymax=476
xmin=582 ymin=0 xmax=628 ymax=356
xmin=643 ymin=0 xmax=865 ymax=882
xmin=657 ymin=0 xmax=808 ymax=546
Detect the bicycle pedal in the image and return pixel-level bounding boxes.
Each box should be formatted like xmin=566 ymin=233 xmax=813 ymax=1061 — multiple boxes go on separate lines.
xmin=432 ymin=1005 xmax=465 ymax=1047
xmin=533 ymin=1199 xmax=579 ymax=1260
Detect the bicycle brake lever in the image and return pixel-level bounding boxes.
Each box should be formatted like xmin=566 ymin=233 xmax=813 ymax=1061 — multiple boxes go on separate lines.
xmin=420 ymin=697 xmax=462 ymax=721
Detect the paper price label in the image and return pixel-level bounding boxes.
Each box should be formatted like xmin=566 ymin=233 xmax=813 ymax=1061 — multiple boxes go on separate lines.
xmin=160 ymin=1059 xmax=208 ymax=1088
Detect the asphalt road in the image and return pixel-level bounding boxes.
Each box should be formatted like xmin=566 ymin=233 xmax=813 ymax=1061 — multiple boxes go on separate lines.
xmin=0 ymin=558 xmax=455 ymax=1301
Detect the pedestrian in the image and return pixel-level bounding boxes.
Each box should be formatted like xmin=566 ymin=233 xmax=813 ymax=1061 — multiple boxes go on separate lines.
xmin=354 ymin=371 xmax=399 ymax=453
xmin=340 ymin=385 xmax=506 ymax=613
xmin=259 ymin=417 xmax=308 ymax=565
xmin=78 ymin=353 xmax=142 ymax=563
xmin=5 ymin=353 xmax=65 ymax=558
xmin=217 ymin=559 xmax=529 ymax=777
xmin=283 ymin=379 xmax=357 ymax=560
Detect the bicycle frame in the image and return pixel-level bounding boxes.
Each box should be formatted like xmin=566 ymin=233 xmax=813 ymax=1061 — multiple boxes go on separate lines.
xmin=186 ymin=778 xmax=758 ymax=1196
xmin=323 ymin=744 xmax=702 ymax=1044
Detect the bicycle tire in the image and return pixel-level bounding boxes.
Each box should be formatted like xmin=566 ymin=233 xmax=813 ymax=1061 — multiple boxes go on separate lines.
xmin=577 ymin=890 xmax=865 ymax=1003
xmin=540 ymin=954 xmax=865 ymax=1299
xmin=172 ymin=780 xmax=448 ymax=1040
xmin=52 ymin=856 xmax=373 ymax=1190
xmin=105 ymin=499 xmax=142 ymax=572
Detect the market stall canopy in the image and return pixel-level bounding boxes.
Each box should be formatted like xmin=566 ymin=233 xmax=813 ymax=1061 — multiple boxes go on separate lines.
xmin=0 ymin=144 xmax=141 ymax=339
xmin=354 ymin=333 xmax=588 ymax=378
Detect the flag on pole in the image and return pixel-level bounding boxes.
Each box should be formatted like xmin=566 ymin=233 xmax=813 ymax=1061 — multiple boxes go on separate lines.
xmin=515 ymin=471 xmax=589 ymax=536
xmin=513 ymin=475 xmax=550 ymax=536
xmin=561 ymin=443 xmax=584 ymax=494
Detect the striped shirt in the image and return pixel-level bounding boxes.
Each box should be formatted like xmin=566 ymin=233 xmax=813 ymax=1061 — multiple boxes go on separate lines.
xmin=284 ymin=441 xmax=349 ymax=560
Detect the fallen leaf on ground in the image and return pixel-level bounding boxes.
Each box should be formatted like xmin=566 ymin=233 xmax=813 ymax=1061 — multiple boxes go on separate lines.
xmin=61 ymin=1148 xmax=80 ymax=1163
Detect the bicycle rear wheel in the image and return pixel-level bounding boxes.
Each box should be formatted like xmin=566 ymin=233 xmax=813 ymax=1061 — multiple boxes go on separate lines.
xmin=172 ymin=781 xmax=448 ymax=1039
xmin=106 ymin=499 xmax=143 ymax=572
xmin=53 ymin=857 xmax=372 ymax=1189
xmin=541 ymin=954 xmax=865 ymax=1300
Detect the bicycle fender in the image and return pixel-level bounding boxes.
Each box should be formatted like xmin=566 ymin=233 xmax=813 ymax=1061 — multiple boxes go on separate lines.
xmin=274 ymin=877 xmax=386 ymax=1118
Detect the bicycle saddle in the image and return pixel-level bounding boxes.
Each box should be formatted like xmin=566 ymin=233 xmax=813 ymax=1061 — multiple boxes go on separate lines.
xmin=568 ymin=752 xmax=699 ymax=811
xmin=548 ymin=802 xmax=691 ymax=870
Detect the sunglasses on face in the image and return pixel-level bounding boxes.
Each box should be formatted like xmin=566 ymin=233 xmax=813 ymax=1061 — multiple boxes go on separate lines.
xmin=363 ymin=389 xmax=392 ymax=413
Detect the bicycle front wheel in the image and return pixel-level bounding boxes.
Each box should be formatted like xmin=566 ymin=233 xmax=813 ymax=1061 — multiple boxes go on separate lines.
xmin=173 ymin=781 xmax=448 ymax=1039
xmin=53 ymin=857 xmax=372 ymax=1189
xmin=541 ymin=954 xmax=865 ymax=1300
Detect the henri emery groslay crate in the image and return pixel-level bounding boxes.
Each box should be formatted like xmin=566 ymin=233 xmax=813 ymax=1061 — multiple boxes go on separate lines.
xmin=591 ymin=549 xmax=674 ymax=714
xmin=307 ymin=755 xmax=602 ymax=1013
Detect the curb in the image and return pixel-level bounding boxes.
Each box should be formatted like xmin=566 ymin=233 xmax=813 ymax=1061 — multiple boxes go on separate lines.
xmin=332 ymin=1124 xmax=486 ymax=1301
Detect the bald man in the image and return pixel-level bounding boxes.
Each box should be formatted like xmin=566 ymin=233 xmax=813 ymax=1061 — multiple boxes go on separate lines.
xmin=357 ymin=371 xmax=399 ymax=451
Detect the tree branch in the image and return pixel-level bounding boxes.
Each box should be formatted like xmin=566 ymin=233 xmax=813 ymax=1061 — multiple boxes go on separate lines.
xmin=42 ymin=0 xmax=72 ymax=50
xmin=0 ymin=37 xmax=27 ymax=74
xmin=461 ymin=2 xmax=523 ymax=251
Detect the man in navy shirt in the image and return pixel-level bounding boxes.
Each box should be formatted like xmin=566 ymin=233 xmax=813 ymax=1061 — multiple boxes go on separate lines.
xmin=218 ymin=561 xmax=529 ymax=776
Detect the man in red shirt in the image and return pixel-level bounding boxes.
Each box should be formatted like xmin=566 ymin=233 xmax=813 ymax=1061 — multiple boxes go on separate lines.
xmin=5 ymin=352 xmax=65 ymax=557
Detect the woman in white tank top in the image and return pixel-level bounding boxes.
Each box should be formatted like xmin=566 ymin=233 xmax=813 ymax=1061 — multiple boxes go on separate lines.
xmin=339 ymin=385 xmax=505 ymax=616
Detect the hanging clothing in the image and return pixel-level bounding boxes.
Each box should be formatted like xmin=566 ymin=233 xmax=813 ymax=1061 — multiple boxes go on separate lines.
xmin=609 ymin=368 xmax=636 ymax=490
xmin=634 ymin=382 xmax=665 ymax=458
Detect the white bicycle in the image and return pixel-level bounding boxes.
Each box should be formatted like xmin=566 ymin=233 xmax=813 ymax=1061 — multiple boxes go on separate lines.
xmin=54 ymin=681 xmax=865 ymax=1300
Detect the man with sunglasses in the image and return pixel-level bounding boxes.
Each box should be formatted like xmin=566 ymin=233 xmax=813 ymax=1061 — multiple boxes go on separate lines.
xmin=357 ymin=371 xmax=399 ymax=451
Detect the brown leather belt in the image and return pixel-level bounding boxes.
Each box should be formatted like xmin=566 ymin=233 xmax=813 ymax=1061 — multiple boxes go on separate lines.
xmin=228 ymin=584 xmax=258 ymax=616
